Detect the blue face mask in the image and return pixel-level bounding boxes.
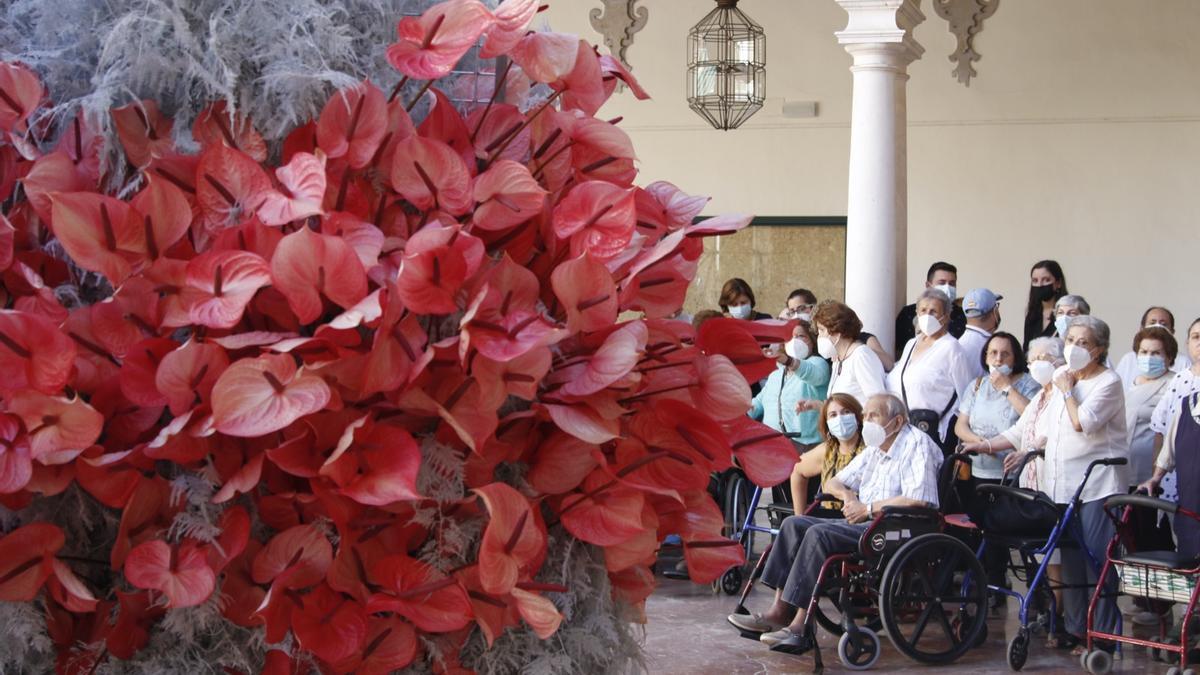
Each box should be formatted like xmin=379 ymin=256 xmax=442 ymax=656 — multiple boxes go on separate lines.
xmin=1055 ymin=315 xmax=1071 ymax=336
xmin=989 ymin=364 xmax=1013 ymax=377
xmin=1138 ymin=355 xmax=1167 ymax=378
xmin=828 ymin=414 xmax=859 ymax=441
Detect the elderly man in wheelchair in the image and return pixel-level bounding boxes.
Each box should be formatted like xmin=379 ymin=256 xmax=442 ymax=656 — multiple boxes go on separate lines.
xmin=726 ymin=393 xmax=947 ymax=658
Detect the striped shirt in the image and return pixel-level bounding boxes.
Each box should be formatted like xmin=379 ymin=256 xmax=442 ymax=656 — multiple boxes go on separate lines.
xmin=835 ymin=425 xmax=944 ymax=508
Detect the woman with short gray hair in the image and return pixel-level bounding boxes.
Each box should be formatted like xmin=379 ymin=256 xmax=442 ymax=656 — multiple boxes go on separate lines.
xmin=964 ymin=316 xmax=1126 ymax=651
xmin=1053 ymin=295 xmax=1091 ymax=338
xmin=886 ymin=288 xmax=974 ymax=448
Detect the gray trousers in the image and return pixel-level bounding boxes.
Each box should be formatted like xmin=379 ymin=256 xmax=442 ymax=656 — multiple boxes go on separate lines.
xmin=760 ymin=515 xmax=868 ymax=608
xmin=1060 ymin=497 xmax=1119 ymax=637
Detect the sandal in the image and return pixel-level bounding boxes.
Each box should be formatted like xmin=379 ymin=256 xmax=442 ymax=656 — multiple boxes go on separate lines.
xmin=727 ymin=612 xmax=782 ymax=635
xmin=768 ymin=627 xmax=817 ymax=656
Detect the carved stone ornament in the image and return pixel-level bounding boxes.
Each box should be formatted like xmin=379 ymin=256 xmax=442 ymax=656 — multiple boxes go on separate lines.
xmin=589 ymin=0 xmax=649 ymax=70
xmin=932 ymin=0 xmax=998 ymax=86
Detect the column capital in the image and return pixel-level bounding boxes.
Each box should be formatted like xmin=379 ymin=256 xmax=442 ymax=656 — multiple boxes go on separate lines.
xmin=835 ymin=0 xmax=925 ymax=66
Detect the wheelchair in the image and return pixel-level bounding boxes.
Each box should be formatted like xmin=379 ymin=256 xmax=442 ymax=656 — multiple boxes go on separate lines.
xmin=952 ymin=453 xmax=1130 ymax=671
xmin=729 ymin=449 xmax=990 ymax=671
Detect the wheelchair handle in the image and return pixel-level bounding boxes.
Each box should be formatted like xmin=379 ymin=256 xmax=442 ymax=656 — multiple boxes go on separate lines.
xmin=977 ymin=483 xmax=1042 ymax=503
xmin=1104 ymin=493 xmax=1177 ymax=515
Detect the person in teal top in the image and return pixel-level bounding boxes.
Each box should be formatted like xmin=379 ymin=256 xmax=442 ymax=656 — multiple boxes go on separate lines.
xmin=749 ymin=321 xmax=831 ymax=447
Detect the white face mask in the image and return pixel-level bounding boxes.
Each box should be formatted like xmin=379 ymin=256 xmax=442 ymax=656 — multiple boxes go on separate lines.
xmin=934 ymin=283 xmax=957 ymax=303
xmin=817 ymin=335 xmax=839 ymax=360
xmin=797 ymin=312 xmax=812 ymax=323
xmin=917 ymin=314 xmax=942 ymax=337
xmin=1028 ymin=360 xmax=1057 ymax=386
xmin=828 ymin=414 xmax=859 ymax=441
xmin=861 ymin=419 xmax=892 ymax=448
xmin=1064 ymin=344 xmax=1092 ymax=372
xmin=1055 ymin=315 xmax=1072 ymax=336
xmin=728 ymin=303 xmax=752 ymax=320
xmin=785 ymin=337 xmax=811 ymax=360
xmin=989 ymin=364 xmax=1013 ymax=377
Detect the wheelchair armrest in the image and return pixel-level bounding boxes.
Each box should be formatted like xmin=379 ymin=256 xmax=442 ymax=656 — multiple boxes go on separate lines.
xmin=977 ymin=484 xmax=1041 ymax=502
xmin=879 ymin=505 xmax=940 ymax=519
xmin=1104 ymin=494 xmax=1178 ymax=515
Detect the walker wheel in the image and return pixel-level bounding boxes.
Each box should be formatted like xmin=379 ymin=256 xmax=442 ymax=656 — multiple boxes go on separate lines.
xmin=1181 ymin=668 xmax=1195 ymax=675
xmin=1006 ymin=629 xmax=1029 ymax=671
xmin=1164 ymin=667 xmax=1180 ymax=675
xmin=837 ymin=629 xmax=881 ymax=671
xmin=1084 ymin=649 xmax=1113 ymax=675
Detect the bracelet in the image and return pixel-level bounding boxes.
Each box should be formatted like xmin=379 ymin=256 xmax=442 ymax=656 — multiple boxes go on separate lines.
xmin=1063 ymin=389 xmax=1074 ymax=400
xmin=984 ymin=439 xmax=993 ymax=454
xmin=867 ymin=502 xmax=873 ymax=516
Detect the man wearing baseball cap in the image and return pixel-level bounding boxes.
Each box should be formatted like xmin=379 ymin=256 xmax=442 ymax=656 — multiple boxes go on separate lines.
xmin=959 ymin=288 xmax=1003 ymax=379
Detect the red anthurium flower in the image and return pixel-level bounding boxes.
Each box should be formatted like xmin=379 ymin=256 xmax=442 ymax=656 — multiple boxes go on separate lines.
xmin=564 ymin=114 xmax=637 ymax=186
xmin=47 ymin=191 xmax=145 ymax=283
xmin=390 ymin=136 xmax=473 ymax=214
xmin=359 ymin=286 xmax=430 ymax=395
xmin=291 ymin=583 xmax=368 ymax=665
xmin=271 ymin=226 xmax=368 ymax=324
xmin=552 ymin=181 xmax=637 ymax=261
xmin=692 ymin=354 xmax=752 ymax=421
xmin=124 ymin=539 xmax=216 ymax=608
xmin=111 ymin=478 xmax=177 ymax=569
xmin=607 ymin=434 xmax=704 ymax=496
xmin=559 ymin=321 xmax=646 ymax=397
xmin=321 ymin=212 xmax=384 ymax=271
xmin=75 ymin=448 xmax=145 ymax=509
xmin=195 ymin=144 xmax=272 ymax=231
xmin=317 ymin=81 xmax=387 ymax=169
xmin=685 ymin=212 xmax=754 ymax=237
xmin=696 ymin=317 xmax=779 ymax=384
xmin=181 ymin=249 xmax=273 ymax=328
xmin=258 ymin=150 xmax=328 ymax=226
xmin=631 ymin=400 xmax=733 ymax=475
xmin=527 ymin=431 xmax=599 ymax=496
xmin=722 ymin=416 xmax=800 ymax=488
xmin=683 ymin=537 xmax=746 ymax=585
xmin=252 ymin=522 xmax=333 ymax=588
xmin=333 ymin=616 xmax=419 ymax=675
xmin=480 ymin=0 xmax=540 ymax=57
xmin=460 ymin=282 xmax=567 ymax=363
xmin=367 ymin=553 xmax=473 ymax=632
xmin=211 ymin=452 xmax=266 ymax=504
xmin=598 ymin=53 xmax=650 ymax=101
xmin=417 ymin=89 xmax=475 ymax=170
xmin=192 ymin=100 xmax=268 ymax=163
xmin=0 ymin=309 xmax=76 ymax=395
xmin=111 ymin=100 xmax=175 ymax=168
xmin=129 ymin=174 xmax=193 ymax=261
xmin=557 ymin=468 xmax=645 ymax=547
xmin=474 ymin=482 xmax=546 ymax=595
xmin=0 ymin=214 xmax=14 ymax=272
xmin=221 ymin=540 xmax=266 ymax=627
xmin=643 ymin=181 xmax=709 ymax=230
xmin=386 ymin=0 xmax=497 ymax=80
xmin=7 ymin=391 xmax=103 ymax=465
xmin=472 ymin=160 xmax=546 ymax=231
xmin=605 ymin=503 xmax=659 ymax=572
xmin=471 ymin=346 xmax=551 ymax=403
xmin=107 ymin=590 xmax=164 ymax=659
xmin=0 ymin=413 xmax=32 ymax=494
xmin=118 ymin=337 xmax=175 ymax=406
xmin=48 ymin=559 xmax=99 ymax=613
xmin=609 ymin=564 xmax=656 ymax=622
xmin=394 ymin=222 xmax=484 ymax=315
xmin=543 ymin=395 xmax=621 ymax=444
xmin=262 ymin=649 xmax=313 ymax=675
xmin=466 ymin=103 xmax=529 ymax=165
xmin=558 ymin=41 xmax=608 ymax=116
xmin=0 ymin=522 xmax=63 ymax=600
xmin=322 ymin=420 xmax=422 ymax=506
xmin=0 ymin=62 xmax=43 ymax=132
xmin=21 ymin=152 xmax=91 ymax=223
xmin=155 ymin=339 xmax=230 ymax=415
xmin=510 ymin=32 xmax=579 ymax=84
xmin=510 ymin=586 xmax=564 ymax=639
xmin=212 ymin=353 xmax=331 ymax=437
xmin=549 ymin=253 xmax=618 ymax=334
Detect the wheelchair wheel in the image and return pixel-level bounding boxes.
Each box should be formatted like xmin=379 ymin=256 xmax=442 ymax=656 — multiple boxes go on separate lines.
xmin=722 ymin=472 xmax=755 ymax=560
xmin=715 ymin=565 xmax=743 ymax=596
xmin=811 ymin=561 xmax=882 ymax=637
xmin=879 ymin=532 xmax=988 ymax=664
xmin=837 ymin=630 xmax=881 ymax=671
xmin=1006 ymin=628 xmax=1029 ymax=671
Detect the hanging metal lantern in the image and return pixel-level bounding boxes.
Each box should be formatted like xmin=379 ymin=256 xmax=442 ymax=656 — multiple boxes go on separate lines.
xmin=687 ymin=0 xmax=765 ymax=130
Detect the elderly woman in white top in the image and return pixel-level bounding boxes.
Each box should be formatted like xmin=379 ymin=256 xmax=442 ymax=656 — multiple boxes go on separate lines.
xmin=811 ymin=301 xmax=887 ymax=407
xmin=887 ymin=289 xmax=975 ymax=449
xmin=965 ymin=316 xmax=1127 ymax=651
xmin=1052 ymin=294 xmax=1090 ymax=338
xmin=1115 ymin=307 xmax=1193 ymax=384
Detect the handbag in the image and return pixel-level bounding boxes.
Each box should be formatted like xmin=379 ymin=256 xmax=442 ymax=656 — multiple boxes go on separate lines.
xmin=899 ymin=342 xmax=957 ymax=445
xmin=980 ymin=492 xmax=1060 ymax=536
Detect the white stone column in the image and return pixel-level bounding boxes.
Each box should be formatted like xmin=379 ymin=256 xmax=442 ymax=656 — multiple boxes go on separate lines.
xmin=835 ymin=0 xmax=924 ymax=355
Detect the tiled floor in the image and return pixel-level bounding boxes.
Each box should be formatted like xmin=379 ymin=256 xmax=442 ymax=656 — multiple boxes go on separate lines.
xmin=642 ymin=572 xmax=1185 ymax=675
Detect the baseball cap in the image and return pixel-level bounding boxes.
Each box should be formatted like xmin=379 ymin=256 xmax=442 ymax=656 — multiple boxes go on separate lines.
xmin=963 ymin=288 xmax=1002 ymax=318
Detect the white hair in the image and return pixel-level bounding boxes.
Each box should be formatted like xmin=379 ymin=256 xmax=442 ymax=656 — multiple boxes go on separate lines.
xmin=1028 ymin=336 xmax=1065 ymax=366
xmin=916 ymin=288 xmax=951 ymax=317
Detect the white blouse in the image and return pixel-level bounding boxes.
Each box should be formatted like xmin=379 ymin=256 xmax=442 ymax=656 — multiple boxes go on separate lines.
xmin=829 ymin=343 xmax=887 ymax=407
xmin=1001 ymin=367 xmax=1128 ymax=503
xmin=887 ymin=333 xmax=975 ymax=441
xmin=1124 ymin=376 xmax=1172 ymax=484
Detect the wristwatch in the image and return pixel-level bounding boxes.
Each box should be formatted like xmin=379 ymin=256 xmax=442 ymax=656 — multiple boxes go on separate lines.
xmin=1062 ymin=389 xmax=1074 ymax=399
xmin=1000 ymin=386 xmax=1012 ymax=396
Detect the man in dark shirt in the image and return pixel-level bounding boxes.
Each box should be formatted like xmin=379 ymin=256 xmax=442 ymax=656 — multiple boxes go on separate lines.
xmin=893 ymin=261 xmax=967 ymax=359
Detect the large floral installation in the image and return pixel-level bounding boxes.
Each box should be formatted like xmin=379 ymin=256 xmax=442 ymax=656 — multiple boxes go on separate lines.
xmin=0 ymin=0 xmax=799 ymax=672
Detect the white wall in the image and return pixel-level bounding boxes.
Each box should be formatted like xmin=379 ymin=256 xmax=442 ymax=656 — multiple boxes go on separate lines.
xmin=542 ymin=0 xmax=1200 ymax=361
